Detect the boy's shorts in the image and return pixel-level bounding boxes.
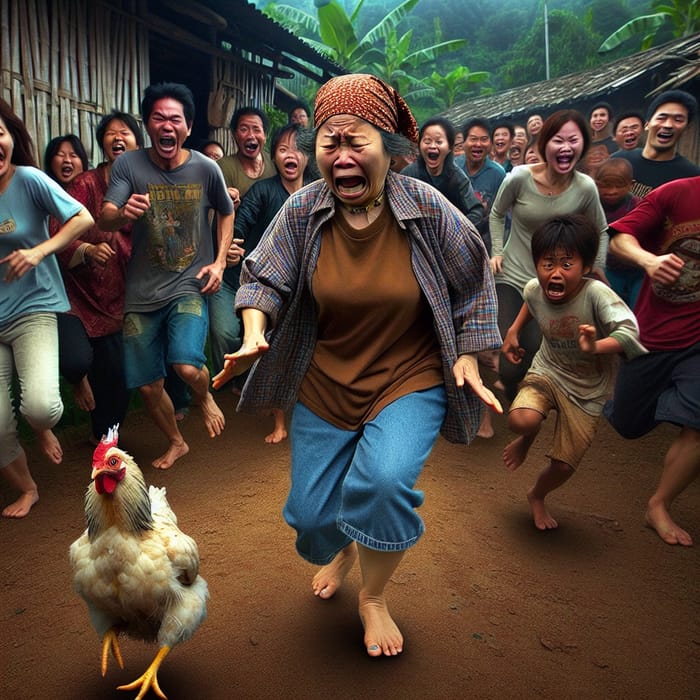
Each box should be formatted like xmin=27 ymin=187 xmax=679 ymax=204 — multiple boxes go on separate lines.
xmin=123 ymin=294 xmax=208 ymax=390
xmin=510 ymin=373 xmax=600 ymax=469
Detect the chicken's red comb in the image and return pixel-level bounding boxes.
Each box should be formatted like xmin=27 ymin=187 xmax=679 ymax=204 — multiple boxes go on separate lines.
xmin=92 ymin=425 xmax=120 ymax=467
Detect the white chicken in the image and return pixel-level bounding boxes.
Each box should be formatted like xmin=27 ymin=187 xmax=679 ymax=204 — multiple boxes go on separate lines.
xmin=69 ymin=426 xmax=209 ymax=700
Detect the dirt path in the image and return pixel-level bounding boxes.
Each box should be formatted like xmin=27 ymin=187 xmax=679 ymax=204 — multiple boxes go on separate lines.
xmin=2 ymin=390 xmax=698 ymax=699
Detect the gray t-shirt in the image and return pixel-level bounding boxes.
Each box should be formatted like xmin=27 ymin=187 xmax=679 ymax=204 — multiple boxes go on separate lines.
xmin=525 ymin=277 xmax=646 ymax=415
xmin=105 ymin=149 xmax=233 ymax=312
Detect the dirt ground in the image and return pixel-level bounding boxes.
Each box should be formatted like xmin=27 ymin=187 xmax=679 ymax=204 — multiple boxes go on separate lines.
xmin=2 ymin=388 xmax=698 ymax=700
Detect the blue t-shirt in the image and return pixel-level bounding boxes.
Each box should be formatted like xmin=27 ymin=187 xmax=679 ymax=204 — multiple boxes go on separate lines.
xmin=0 ymin=166 xmax=82 ymax=324
xmin=105 ymin=149 xmax=234 ymax=313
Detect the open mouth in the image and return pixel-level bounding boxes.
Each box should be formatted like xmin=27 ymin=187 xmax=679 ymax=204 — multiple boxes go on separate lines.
xmin=158 ymin=136 xmax=176 ymax=152
xmin=282 ymin=158 xmax=298 ymax=175
xmin=111 ymin=142 xmax=126 ymax=155
xmin=243 ymin=141 xmax=259 ymax=156
xmin=94 ymin=468 xmax=126 ymax=495
xmin=335 ymin=175 xmax=366 ymax=198
xmin=555 ymin=154 xmax=574 ymax=170
xmin=425 ymin=150 xmax=440 ymax=163
xmin=61 ymin=165 xmax=74 ymax=178
xmin=545 ymin=281 xmax=566 ymax=300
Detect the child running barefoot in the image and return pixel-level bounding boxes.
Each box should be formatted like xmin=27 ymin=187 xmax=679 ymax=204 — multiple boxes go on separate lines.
xmin=501 ymin=215 xmax=646 ymax=530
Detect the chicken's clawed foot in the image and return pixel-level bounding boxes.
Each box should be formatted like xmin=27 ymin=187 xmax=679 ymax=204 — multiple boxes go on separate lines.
xmin=101 ymin=628 xmax=125 ymax=676
xmin=117 ymin=645 xmax=171 ymax=700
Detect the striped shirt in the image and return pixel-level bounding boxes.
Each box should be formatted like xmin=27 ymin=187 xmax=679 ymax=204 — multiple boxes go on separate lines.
xmin=235 ymin=169 xmax=501 ymax=443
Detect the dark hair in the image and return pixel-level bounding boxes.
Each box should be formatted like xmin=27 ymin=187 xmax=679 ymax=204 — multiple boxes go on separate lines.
xmin=491 ymin=120 xmax=514 ymax=139
xmin=536 ymin=109 xmax=591 ymax=161
xmin=462 ymin=117 xmax=491 ymax=139
xmin=419 ymin=117 xmax=456 ymax=149
xmin=589 ymin=101 xmax=613 ymax=120
xmin=612 ymin=110 xmax=644 ymax=133
xmin=141 ymin=82 xmax=195 ymax=125
xmin=43 ymin=134 xmax=89 ymax=181
xmin=531 ymin=215 xmax=599 ymax=269
xmin=95 ymin=110 xmax=144 ymax=151
xmin=0 ymin=98 xmax=36 ymax=167
xmin=270 ymin=123 xmax=302 ymax=158
xmin=287 ymin=101 xmax=310 ymax=121
xmin=230 ymin=106 xmax=269 ymax=134
xmin=200 ymin=138 xmax=225 ymax=152
xmin=646 ymin=89 xmax=698 ymax=124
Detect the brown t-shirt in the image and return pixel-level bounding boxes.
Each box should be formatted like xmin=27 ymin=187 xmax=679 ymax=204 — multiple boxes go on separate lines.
xmin=298 ymin=206 xmax=443 ymax=430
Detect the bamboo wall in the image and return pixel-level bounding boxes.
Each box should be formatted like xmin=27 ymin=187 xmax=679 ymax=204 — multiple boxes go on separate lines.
xmin=0 ymin=0 xmax=281 ymax=166
xmin=1 ymin=0 xmax=148 ymax=166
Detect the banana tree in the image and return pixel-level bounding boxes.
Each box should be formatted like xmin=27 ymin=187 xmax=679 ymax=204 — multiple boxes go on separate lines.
xmin=419 ymin=65 xmax=491 ymax=111
xmin=599 ymin=0 xmax=700 ymax=52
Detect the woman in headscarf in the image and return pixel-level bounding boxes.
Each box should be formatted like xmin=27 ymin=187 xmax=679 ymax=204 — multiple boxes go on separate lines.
xmin=213 ymin=74 xmax=501 ymax=657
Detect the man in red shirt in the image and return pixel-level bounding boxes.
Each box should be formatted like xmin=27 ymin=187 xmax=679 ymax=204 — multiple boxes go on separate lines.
xmin=604 ymin=176 xmax=700 ymax=546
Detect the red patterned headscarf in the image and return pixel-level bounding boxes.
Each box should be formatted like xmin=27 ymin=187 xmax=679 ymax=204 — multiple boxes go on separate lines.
xmin=313 ymin=74 xmax=418 ymax=144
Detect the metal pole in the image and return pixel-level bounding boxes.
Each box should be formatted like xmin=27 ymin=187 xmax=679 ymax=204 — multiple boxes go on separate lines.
xmin=544 ymin=1 xmax=550 ymax=80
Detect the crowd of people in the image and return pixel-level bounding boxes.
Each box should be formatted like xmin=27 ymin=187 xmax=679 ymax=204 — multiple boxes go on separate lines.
xmin=1 ymin=73 xmax=698 ymax=657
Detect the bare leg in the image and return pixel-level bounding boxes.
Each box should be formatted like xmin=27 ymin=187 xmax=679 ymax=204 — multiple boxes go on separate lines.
xmin=357 ymin=546 xmax=406 ymax=657
xmin=503 ymin=407 xmax=544 ymax=471
xmin=265 ymin=408 xmax=288 ymax=444
xmin=476 ymin=410 xmax=495 ymax=439
xmin=35 ymin=428 xmax=63 ymax=464
xmin=173 ymin=363 xmax=224 ymax=438
xmin=139 ymin=380 xmax=189 ymax=469
xmin=1 ymin=449 xmax=39 ymax=518
xmin=72 ymin=376 xmax=96 ymax=412
xmin=312 ymin=542 xmax=357 ymax=599
xmin=646 ymin=426 xmax=700 ymax=546
xmin=527 ymin=459 xmax=574 ymax=530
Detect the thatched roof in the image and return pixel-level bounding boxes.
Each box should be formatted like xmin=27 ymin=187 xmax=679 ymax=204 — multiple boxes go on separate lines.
xmin=442 ymin=32 xmax=700 ymax=126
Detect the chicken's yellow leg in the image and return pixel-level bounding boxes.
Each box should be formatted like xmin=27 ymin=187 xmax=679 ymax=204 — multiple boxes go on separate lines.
xmin=101 ymin=628 xmax=124 ymax=676
xmin=117 ymin=645 xmax=171 ymax=700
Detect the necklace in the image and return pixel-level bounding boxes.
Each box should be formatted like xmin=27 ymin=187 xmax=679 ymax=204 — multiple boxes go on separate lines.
xmin=342 ymin=190 xmax=385 ymax=214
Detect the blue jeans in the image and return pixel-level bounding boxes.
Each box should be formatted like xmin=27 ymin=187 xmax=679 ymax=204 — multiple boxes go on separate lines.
xmin=284 ymin=386 xmax=447 ymax=565
xmin=123 ymin=295 xmax=208 ymax=390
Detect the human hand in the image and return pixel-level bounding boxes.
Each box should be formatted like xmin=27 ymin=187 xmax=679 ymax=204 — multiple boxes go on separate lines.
xmin=121 ymin=193 xmax=150 ymax=221
xmin=490 ymin=255 xmax=503 ymax=275
xmin=578 ymin=324 xmax=598 ymax=354
xmin=501 ymin=329 xmax=525 ymax=364
xmin=85 ymin=242 xmax=116 ymax=267
xmin=227 ymin=187 xmax=241 ymax=208
xmin=226 ymin=239 xmax=245 ymax=266
xmin=452 ymin=354 xmax=503 ymax=414
xmin=644 ymin=253 xmax=684 ymax=286
xmin=0 ymin=247 xmax=45 ymax=282
xmin=196 ymin=261 xmax=225 ymax=295
xmin=212 ymin=334 xmax=269 ymax=389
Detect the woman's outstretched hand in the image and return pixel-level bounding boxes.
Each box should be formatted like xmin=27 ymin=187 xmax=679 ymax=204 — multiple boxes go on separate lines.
xmin=452 ymin=353 xmax=503 ymax=414
xmin=212 ymin=336 xmax=269 ymax=390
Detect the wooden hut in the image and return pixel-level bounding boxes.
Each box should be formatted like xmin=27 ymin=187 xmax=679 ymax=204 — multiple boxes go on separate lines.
xmin=0 ymin=0 xmax=342 ymax=165
xmin=441 ymin=33 xmax=700 ymax=163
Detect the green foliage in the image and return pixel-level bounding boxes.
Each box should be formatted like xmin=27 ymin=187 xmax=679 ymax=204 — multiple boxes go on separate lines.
xmin=599 ymin=0 xmax=700 ymax=52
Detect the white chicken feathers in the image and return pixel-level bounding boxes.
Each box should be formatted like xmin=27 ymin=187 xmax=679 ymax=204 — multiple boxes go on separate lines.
xmin=69 ymin=428 xmax=208 ymax=697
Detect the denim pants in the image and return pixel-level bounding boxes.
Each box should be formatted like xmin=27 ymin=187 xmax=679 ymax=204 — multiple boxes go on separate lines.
xmin=284 ymin=386 xmax=447 ymax=565
xmin=0 ymin=313 xmax=63 ymax=467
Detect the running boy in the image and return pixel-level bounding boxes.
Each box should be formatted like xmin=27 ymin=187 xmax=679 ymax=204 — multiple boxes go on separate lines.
xmin=501 ymin=215 xmax=646 ymax=530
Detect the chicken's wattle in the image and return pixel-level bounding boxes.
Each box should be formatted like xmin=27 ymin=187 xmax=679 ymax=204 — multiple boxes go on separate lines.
xmin=95 ymin=469 xmax=125 ymax=495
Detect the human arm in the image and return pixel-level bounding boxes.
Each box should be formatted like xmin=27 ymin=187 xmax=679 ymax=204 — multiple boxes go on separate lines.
xmin=212 ymin=308 xmax=269 ymax=388
xmin=98 ymin=193 xmax=150 ymax=231
xmin=197 ymin=209 xmax=234 ymax=294
xmin=1 ymin=207 xmax=94 ymax=282
xmin=501 ymin=301 xmax=533 ymax=364
xmin=609 ymin=233 xmax=684 ymax=285
xmin=488 ymin=172 xmax=516 ymax=273
xmin=578 ymin=325 xmax=624 ymax=354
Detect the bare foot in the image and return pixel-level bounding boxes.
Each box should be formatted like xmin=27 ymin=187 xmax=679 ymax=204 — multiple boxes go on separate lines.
xmin=503 ymin=435 xmax=532 ymax=471
xmin=199 ymin=392 xmax=225 ymax=438
xmin=476 ymin=411 xmax=494 ymax=439
xmin=152 ymin=440 xmax=189 ymax=470
xmin=312 ymin=543 xmax=358 ymax=599
xmin=36 ymin=429 xmax=63 ymax=464
xmin=527 ymin=488 xmax=558 ymax=530
xmin=359 ymin=591 xmax=403 ymax=657
xmin=264 ymin=409 xmax=287 ymax=444
xmin=645 ymin=502 xmax=693 ymax=546
xmin=73 ymin=376 xmax=96 ymax=412
xmin=2 ymin=490 xmax=39 ymax=518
